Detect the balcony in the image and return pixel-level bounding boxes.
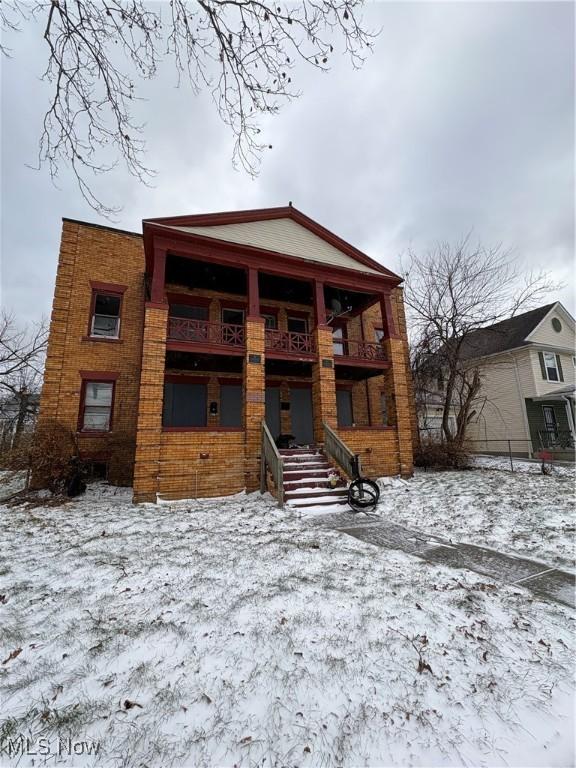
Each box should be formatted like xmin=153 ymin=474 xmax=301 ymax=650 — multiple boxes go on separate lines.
xmin=334 ymin=338 xmax=387 ymax=367
xmin=167 ymin=317 xmax=245 ymax=355
xmin=265 ymin=328 xmax=315 ymax=360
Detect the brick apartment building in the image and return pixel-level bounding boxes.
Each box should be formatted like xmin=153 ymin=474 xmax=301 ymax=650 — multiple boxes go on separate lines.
xmin=38 ymin=206 xmax=416 ymax=504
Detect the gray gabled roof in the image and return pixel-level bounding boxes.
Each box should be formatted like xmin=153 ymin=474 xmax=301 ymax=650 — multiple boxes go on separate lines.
xmin=458 ymin=303 xmax=556 ymax=361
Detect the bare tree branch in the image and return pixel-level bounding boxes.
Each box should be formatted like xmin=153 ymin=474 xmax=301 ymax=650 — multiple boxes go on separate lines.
xmin=403 ymin=238 xmax=559 ymax=446
xmin=1 ymin=0 xmax=376 ymax=217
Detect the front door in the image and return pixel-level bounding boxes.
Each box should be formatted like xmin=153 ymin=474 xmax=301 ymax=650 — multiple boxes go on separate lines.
xmin=543 ymin=405 xmax=558 ymax=437
xmin=290 ymin=386 xmax=314 ymax=445
xmin=265 ymin=387 xmax=281 ymax=440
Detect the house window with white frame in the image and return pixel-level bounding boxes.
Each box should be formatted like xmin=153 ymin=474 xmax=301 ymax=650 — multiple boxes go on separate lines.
xmin=543 ymin=352 xmax=560 ymax=382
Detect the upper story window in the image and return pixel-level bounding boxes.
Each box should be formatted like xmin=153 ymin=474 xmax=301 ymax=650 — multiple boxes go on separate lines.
xmin=375 ymin=328 xmax=385 ymax=343
xmin=262 ymin=314 xmax=277 ymax=330
xmin=552 ymin=317 xmax=562 ymax=333
xmin=543 ymin=351 xmax=560 ymax=382
xmin=90 ymin=284 xmax=125 ymax=339
xmin=287 ymin=316 xmax=308 ymax=334
xmin=222 ymin=307 xmax=244 ymax=326
xmin=80 ymin=380 xmax=115 ymax=432
xmin=171 ymin=303 xmax=209 ymax=321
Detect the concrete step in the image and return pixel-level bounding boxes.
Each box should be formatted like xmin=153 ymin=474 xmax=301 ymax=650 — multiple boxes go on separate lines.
xmin=285 ymin=487 xmax=349 ymax=499
xmin=288 ymin=497 xmax=350 ymax=509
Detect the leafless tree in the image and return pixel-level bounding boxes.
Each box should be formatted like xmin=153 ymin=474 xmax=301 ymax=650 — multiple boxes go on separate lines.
xmin=0 ymin=310 xmax=48 ymax=450
xmin=1 ymin=0 xmax=375 ymax=217
xmin=403 ymin=236 xmax=556 ymax=447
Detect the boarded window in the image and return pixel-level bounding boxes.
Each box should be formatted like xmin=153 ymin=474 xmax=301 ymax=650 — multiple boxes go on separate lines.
xmin=336 ymin=389 xmax=353 ymax=427
xmin=163 ymin=382 xmax=207 ymax=427
xmin=220 ymin=384 xmax=242 ymax=427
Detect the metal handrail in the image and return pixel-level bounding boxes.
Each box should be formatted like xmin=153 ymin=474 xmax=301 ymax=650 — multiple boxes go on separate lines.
xmin=323 ymin=422 xmax=360 ymax=479
xmin=261 ymin=420 xmax=284 ymax=507
xmin=538 ymin=429 xmax=575 ymax=450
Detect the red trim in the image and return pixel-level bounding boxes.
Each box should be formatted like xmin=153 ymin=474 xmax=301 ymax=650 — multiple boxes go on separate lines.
xmin=287 ymin=381 xmax=313 ymax=389
xmin=166 ymin=341 xmax=245 ymax=357
xmin=146 ymin=301 xmax=169 ymax=310
xmin=143 ymin=205 xmax=401 ymax=281
xmin=89 ymin=280 xmax=127 ymax=294
xmin=220 ymin=300 xmax=247 ymax=311
xmin=164 ymin=374 xmax=210 ymax=384
xmin=79 ymin=371 xmax=119 ymax=380
xmin=82 ymin=336 xmax=124 ymax=344
xmin=334 ymin=359 xmax=391 ymax=370
xmin=218 ymin=377 xmax=243 ymax=386
xmin=287 ymin=310 xmax=311 ymax=320
xmin=162 ymin=427 xmax=244 ymax=433
xmin=380 ymin=293 xmax=398 ymax=339
xmin=336 ymin=382 xmax=354 ymax=390
xmin=151 ymin=247 xmax=166 ymax=303
xmin=314 ymin=280 xmax=326 ymax=326
xmin=145 ymin=229 xmax=397 ymax=293
xmin=261 ymin=305 xmax=279 ymax=316
xmin=167 ymin=292 xmax=212 ymax=307
xmin=77 ymin=376 xmax=117 ymax=433
xmin=248 ymin=267 xmax=259 ymax=317
xmin=339 ymin=426 xmax=396 ymax=431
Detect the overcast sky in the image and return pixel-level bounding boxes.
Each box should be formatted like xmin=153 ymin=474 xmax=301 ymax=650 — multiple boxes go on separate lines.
xmin=1 ymin=1 xmax=574 ymax=327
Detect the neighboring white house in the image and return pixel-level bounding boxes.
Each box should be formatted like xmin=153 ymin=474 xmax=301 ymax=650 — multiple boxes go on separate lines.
xmin=419 ymin=302 xmax=575 ymax=459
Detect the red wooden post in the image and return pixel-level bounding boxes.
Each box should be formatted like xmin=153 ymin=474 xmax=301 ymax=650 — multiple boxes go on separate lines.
xmin=151 ymin=247 xmax=167 ymax=304
xmin=379 ymin=292 xmax=397 ymax=339
xmin=314 ymin=279 xmax=327 ymax=328
xmin=247 ymin=267 xmax=260 ymax=319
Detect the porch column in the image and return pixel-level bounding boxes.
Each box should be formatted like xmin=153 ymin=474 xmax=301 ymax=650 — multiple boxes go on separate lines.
xmin=247 ymin=267 xmax=260 ymax=320
xmin=133 ymin=300 xmax=169 ymax=503
xmin=312 ymin=280 xmax=337 ymax=442
xmin=244 ymin=315 xmax=266 ymax=492
xmin=379 ymin=291 xmax=398 ymax=340
xmin=379 ymin=290 xmax=414 ymax=476
xmin=151 ymin=247 xmax=167 ymax=304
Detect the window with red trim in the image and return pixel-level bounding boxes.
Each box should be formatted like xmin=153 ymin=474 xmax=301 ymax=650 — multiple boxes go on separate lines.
xmin=80 ymin=380 xmax=115 ymax=432
xmin=90 ymin=292 xmax=122 ymax=338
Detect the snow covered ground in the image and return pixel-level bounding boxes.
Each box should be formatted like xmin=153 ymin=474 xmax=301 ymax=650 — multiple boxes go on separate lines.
xmin=378 ymin=467 xmax=575 ymax=571
xmin=1 ymin=474 xmax=574 ymax=767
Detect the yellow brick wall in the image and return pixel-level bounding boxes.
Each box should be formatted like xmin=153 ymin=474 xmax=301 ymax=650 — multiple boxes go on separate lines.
xmin=158 ymin=431 xmax=246 ymax=499
xmin=37 ymin=221 xmax=145 ymax=485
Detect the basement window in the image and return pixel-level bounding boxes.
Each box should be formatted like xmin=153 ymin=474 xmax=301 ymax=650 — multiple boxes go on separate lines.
xmin=91 ymin=292 xmax=122 ymax=338
xmin=80 ymin=381 xmax=114 ymax=432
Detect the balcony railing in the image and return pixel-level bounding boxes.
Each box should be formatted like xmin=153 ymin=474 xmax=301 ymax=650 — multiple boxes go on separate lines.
xmin=265 ymin=328 xmax=315 ymax=356
xmin=168 ymin=317 xmax=245 ymax=348
xmin=538 ymin=430 xmax=575 ymax=450
xmin=333 ymin=339 xmax=387 ymax=362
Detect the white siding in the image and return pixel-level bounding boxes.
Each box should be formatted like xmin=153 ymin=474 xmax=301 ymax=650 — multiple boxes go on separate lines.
xmin=527 ymin=349 xmax=576 ymax=397
xmin=527 ymin=306 xmax=575 ymax=349
xmin=159 ymin=218 xmax=384 ymax=275
xmin=466 ymin=350 xmax=531 ymax=452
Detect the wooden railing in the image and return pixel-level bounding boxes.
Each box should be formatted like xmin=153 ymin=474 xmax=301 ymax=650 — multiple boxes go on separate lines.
xmin=168 ymin=317 xmax=245 ymax=348
xmin=261 ymin=420 xmax=284 ymax=506
xmin=323 ymin=422 xmax=360 ymax=479
xmin=333 ymin=338 xmax=386 ymax=362
xmin=265 ymin=328 xmax=315 ymax=355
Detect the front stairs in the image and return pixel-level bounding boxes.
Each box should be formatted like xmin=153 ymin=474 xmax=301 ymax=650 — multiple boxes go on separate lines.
xmin=279 ymin=447 xmax=350 ymax=512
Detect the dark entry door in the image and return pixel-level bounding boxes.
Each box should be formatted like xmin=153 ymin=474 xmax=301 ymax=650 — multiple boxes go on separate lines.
xmin=336 ymin=389 xmax=353 ymax=427
xmin=290 ymin=386 xmax=314 ymax=444
xmin=265 ymin=388 xmax=281 ymax=440
xmin=543 ymin=406 xmax=558 ymax=437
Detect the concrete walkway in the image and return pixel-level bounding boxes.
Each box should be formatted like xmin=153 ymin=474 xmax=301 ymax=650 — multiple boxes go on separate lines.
xmin=308 ymin=511 xmax=575 ymax=608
